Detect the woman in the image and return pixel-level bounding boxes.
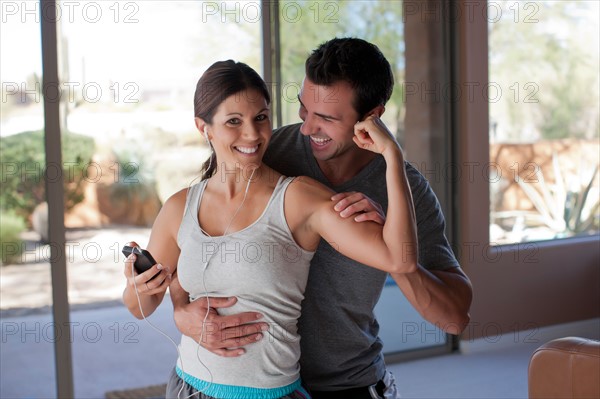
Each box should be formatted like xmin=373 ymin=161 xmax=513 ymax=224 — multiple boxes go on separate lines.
xmin=122 ymin=60 xmax=417 ymax=399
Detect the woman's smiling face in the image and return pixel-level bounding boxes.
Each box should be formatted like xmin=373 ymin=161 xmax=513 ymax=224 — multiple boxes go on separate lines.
xmin=205 ymin=89 xmax=271 ymax=172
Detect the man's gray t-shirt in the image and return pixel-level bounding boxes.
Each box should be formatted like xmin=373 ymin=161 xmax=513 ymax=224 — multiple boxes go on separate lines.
xmin=263 ymin=123 xmax=459 ymax=390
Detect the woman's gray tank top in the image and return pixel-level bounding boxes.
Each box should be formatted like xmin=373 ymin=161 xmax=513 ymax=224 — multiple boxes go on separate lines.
xmin=176 ymin=175 xmax=315 ymax=390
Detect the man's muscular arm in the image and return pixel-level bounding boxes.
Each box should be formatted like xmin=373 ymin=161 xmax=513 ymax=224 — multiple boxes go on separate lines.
xmin=332 ymin=189 xmax=472 ymax=334
xmin=391 ymin=266 xmax=472 ymax=335
xmin=170 ymin=273 xmax=269 ymax=357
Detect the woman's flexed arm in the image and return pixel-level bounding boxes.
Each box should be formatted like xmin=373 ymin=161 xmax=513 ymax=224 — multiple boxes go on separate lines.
xmin=354 ymin=116 xmax=418 ymax=273
xmin=293 ymin=116 xmax=418 ymax=274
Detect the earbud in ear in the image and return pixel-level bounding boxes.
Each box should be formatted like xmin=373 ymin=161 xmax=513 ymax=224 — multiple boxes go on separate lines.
xmin=203 ymin=127 xmax=210 ymax=143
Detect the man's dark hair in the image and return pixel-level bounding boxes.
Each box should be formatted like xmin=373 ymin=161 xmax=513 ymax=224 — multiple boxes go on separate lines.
xmin=305 ymin=37 xmax=394 ymax=118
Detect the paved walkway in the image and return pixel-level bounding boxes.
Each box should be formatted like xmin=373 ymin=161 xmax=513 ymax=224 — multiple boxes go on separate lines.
xmin=0 ymin=226 xmax=153 ymax=316
xmin=0 ymin=226 xmax=181 ymax=398
xmin=1 ymin=297 xmax=179 ymax=399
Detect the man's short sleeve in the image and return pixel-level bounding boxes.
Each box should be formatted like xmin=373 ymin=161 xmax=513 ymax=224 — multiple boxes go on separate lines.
xmin=406 ymin=163 xmax=460 ymax=271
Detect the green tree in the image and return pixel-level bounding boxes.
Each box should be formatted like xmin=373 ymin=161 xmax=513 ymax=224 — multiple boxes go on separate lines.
xmin=0 ymin=130 xmax=95 ymax=222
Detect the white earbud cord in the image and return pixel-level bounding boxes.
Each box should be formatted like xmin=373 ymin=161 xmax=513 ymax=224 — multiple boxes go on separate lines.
xmin=131 ymin=252 xmax=214 ymax=399
xmin=131 ymin=164 xmax=258 ymax=398
xmin=130 ymin=259 xmax=198 ymax=399
xmin=187 ymin=166 xmax=258 ymax=397
xmin=222 ymin=167 xmax=257 ymax=237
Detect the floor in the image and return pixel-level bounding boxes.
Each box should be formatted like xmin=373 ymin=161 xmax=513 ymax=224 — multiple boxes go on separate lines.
xmin=1 ymin=300 xmax=552 ymax=399
xmin=387 ymin=341 xmax=538 ymax=398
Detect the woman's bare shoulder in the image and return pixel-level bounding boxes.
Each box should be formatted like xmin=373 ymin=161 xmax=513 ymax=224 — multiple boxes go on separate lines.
xmin=283 ymin=176 xmax=334 ymax=249
xmin=288 ymin=176 xmax=334 ymax=200
xmin=285 ymin=176 xmax=336 ymax=222
xmin=164 ymin=187 xmax=188 ymax=209
xmin=155 ymin=187 xmax=192 ymax=223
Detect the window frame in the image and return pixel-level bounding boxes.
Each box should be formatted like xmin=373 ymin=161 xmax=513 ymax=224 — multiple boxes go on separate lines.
xmin=39 ymin=1 xmax=73 ymax=397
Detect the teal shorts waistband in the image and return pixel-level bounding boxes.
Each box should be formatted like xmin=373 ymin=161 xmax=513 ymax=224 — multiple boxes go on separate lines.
xmin=175 ymin=366 xmax=302 ymax=399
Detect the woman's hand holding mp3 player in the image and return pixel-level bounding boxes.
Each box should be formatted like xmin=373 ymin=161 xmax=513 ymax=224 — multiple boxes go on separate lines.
xmin=122 ymin=245 xmax=158 ymax=275
xmin=122 ymin=241 xmax=171 ymax=298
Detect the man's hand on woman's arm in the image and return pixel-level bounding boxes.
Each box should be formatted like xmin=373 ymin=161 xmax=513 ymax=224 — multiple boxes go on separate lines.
xmin=170 ymin=273 xmax=270 ymax=357
xmin=331 ymin=191 xmax=385 ymax=225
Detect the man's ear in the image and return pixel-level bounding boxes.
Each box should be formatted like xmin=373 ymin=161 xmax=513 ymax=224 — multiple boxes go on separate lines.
xmin=368 ymin=105 xmax=386 ymax=119
xmin=360 ymin=105 xmax=386 ymax=121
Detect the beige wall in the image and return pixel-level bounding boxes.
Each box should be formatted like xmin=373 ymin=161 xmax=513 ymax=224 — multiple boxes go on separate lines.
xmin=464 ymin=238 xmax=600 ymax=340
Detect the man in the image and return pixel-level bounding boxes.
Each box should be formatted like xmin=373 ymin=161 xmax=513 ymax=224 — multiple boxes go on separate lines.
xmin=171 ymin=37 xmax=472 ymax=398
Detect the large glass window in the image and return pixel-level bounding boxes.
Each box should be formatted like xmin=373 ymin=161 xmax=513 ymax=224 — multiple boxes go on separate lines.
xmin=489 ymin=1 xmax=600 ymax=245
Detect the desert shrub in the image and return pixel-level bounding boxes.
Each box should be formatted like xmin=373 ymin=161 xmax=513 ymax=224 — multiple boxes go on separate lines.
xmin=0 ymin=211 xmax=26 ymax=265
xmin=0 ymin=130 xmax=95 ymax=221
